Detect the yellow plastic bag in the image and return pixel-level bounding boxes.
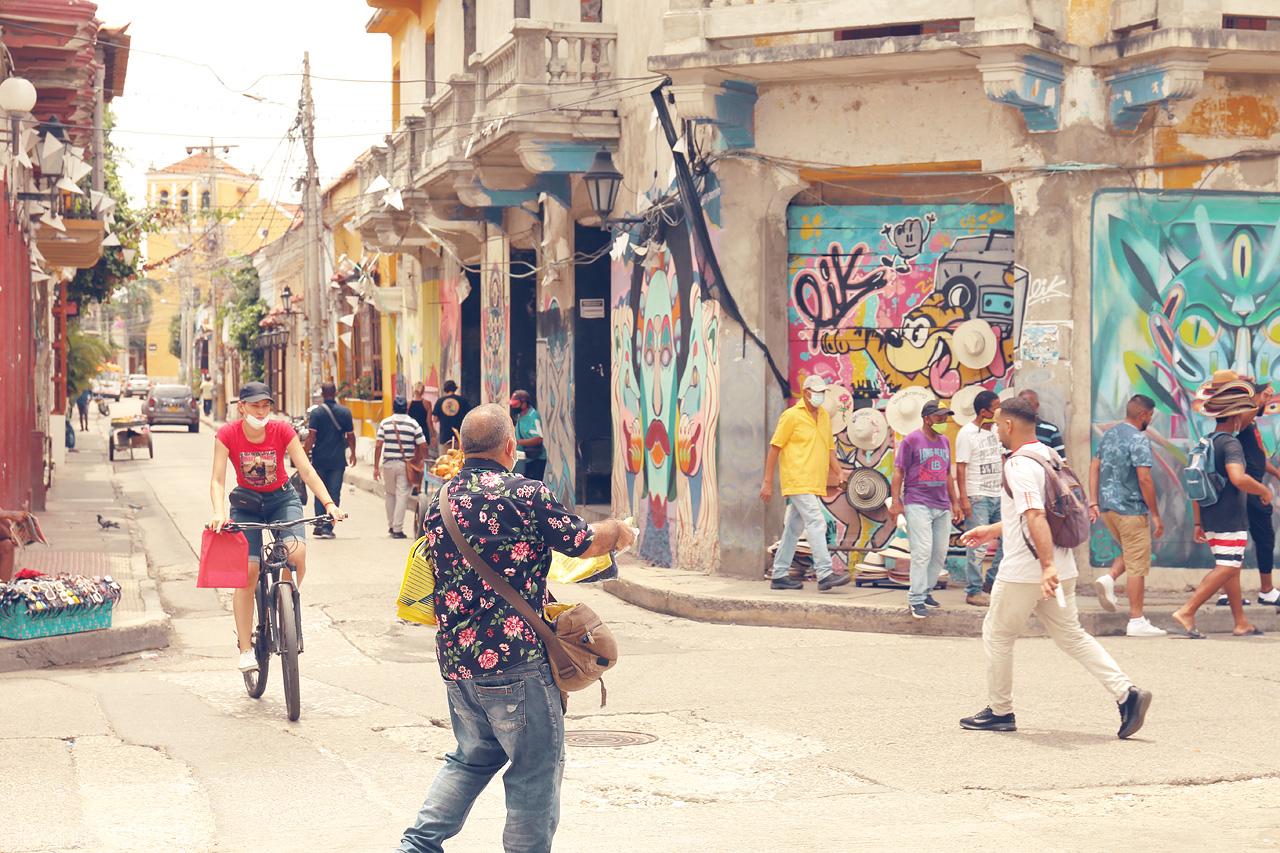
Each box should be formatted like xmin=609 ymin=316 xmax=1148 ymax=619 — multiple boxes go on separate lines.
xmin=547 ymin=517 xmax=632 ymax=584
xmin=396 ymin=535 xmax=437 ymax=626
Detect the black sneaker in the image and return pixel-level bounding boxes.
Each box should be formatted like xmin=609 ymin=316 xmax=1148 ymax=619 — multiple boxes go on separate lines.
xmin=960 ymin=707 xmax=1017 ymax=732
xmin=923 ymin=595 xmax=941 ymax=608
xmin=390 ymin=531 xmax=408 ymax=540
xmin=770 ymin=577 xmax=803 ymax=590
xmin=818 ymin=573 xmax=851 ymax=591
xmin=910 ymin=603 xmax=929 ymax=619
xmin=1117 ymin=686 xmax=1152 ymax=739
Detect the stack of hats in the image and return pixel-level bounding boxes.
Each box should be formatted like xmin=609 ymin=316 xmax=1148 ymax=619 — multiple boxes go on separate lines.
xmin=1197 ymin=369 xmax=1266 ymax=418
xmin=853 ymin=549 xmax=887 ymax=580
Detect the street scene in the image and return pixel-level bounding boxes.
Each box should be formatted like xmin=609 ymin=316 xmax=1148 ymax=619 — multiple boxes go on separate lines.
xmin=7 ymin=1 xmax=1280 ymax=851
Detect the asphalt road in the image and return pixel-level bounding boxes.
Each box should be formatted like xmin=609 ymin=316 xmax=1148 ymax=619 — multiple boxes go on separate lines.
xmin=3 ymin=400 xmax=1279 ymax=852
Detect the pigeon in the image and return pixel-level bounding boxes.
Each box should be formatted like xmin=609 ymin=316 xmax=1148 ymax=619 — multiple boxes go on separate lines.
xmin=97 ymin=515 xmax=120 ymax=530
xmin=127 ymin=503 xmax=144 ymax=511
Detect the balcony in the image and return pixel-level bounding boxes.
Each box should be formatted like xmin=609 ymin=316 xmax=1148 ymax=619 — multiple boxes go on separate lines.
xmin=34 ymin=195 xmax=106 ymax=269
xmin=352 ymin=18 xmax=622 ymax=249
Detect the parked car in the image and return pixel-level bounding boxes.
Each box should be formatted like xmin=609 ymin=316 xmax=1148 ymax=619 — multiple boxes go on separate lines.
xmin=145 ymin=384 xmax=200 ymax=432
xmin=94 ymin=370 xmax=122 ymax=400
xmin=123 ymin=374 xmax=152 ymax=397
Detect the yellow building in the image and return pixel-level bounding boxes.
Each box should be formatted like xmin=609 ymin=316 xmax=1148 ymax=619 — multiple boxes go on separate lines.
xmin=142 ymin=152 xmax=298 ymax=383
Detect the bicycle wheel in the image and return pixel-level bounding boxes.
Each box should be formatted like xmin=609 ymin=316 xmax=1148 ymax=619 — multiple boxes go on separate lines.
xmin=243 ymin=584 xmax=271 ymax=698
xmin=276 ymin=583 xmax=301 ymax=721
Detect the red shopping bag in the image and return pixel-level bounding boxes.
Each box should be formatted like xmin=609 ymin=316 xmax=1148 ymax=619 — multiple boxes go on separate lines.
xmin=198 ymin=529 xmax=250 ymax=588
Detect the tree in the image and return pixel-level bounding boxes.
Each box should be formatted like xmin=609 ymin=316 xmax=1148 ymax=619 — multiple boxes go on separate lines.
xmin=221 ymin=264 xmax=266 ymax=384
xmin=66 ymin=321 xmax=112 ymax=395
xmin=168 ymin=313 xmax=181 ymax=358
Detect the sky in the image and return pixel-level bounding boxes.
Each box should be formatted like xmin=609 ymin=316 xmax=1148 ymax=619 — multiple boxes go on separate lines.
xmin=104 ymin=0 xmax=393 ymax=209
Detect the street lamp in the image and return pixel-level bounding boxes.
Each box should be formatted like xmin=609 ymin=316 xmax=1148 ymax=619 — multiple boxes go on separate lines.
xmin=0 ymin=76 xmax=36 ymax=154
xmin=281 ymin=285 xmax=294 ymax=313
xmin=582 ymin=148 xmax=649 ymax=229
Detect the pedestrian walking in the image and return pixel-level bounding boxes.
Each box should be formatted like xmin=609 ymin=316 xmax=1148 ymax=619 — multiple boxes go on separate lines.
xmin=431 ymin=380 xmax=470 ymax=448
xmin=199 ymin=373 xmax=215 ymax=416
xmin=408 ymin=381 xmax=435 ymax=449
xmin=74 ymin=386 xmax=91 ymax=431
xmin=509 ymin=389 xmax=547 ymax=481
xmin=1217 ymin=387 xmax=1280 ymax=607
xmin=956 ymin=389 xmax=1002 ymax=606
xmin=959 ymin=395 xmax=1152 ymax=738
xmin=1171 ymin=382 xmax=1272 ymax=638
xmin=1017 ymin=389 xmax=1067 ymax=461
xmin=303 ymin=382 xmax=356 ymax=539
xmin=759 ymin=376 xmax=850 ymax=591
xmin=396 ymin=404 xmax=634 ymax=853
xmin=1088 ymin=394 xmax=1166 ymax=636
xmin=375 ymin=396 xmax=427 ymax=539
xmin=888 ymin=399 xmax=962 ymax=617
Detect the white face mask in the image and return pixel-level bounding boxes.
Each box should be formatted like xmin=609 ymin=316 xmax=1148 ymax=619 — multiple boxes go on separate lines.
xmin=244 ymin=413 xmax=270 ymax=430
xmin=808 ymin=391 xmax=825 ymax=407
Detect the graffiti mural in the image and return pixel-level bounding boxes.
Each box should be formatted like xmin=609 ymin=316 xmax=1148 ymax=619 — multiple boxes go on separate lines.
xmin=787 ymin=204 xmax=1026 ymax=554
xmin=1092 ymin=190 xmax=1280 ymax=568
xmin=537 ymin=298 xmax=575 ymax=508
xmin=481 ymin=232 xmax=509 ymax=405
xmin=611 ymin=212 xmax=721 ymax=570
xmin=439 ymin=264 xmax=463 ymax=389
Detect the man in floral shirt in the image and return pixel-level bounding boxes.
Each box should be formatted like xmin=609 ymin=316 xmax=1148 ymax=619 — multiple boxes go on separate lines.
xmin=399 ymin=404 xmax=634 ymax=853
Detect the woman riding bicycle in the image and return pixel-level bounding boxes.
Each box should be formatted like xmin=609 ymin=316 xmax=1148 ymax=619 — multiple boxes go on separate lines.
xmin=208 ymin=381 xmax=345 ymax=673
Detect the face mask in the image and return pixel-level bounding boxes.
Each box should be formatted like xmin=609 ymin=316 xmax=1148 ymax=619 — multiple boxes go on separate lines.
xmin=808 ymin=391 xmax=825 ymax=407
xmin=928 ymin=421 xmax=945 ymax=436
xmin=244 ymin=413 xmax=270 ymax=430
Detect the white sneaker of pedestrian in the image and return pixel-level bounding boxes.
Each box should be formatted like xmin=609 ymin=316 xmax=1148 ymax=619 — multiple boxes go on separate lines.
xmin=238 ymin=649 xmax=258 ymax=672
xmin=1093 ymin=574 xmax=1118 ymax=612
xmin=1257 ymin=588 xmax=1280 ymax=606
xmin=1125 ymin=617 xmax=1167 ymax=637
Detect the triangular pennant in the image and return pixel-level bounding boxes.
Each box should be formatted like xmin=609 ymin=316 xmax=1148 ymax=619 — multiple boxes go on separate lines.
xmin=39 ymin=210 xmax=65 ymax=232
xmin=102 ymin=232 xmax=120 ymax=247
xmin=365 ymin=174 xmax=390 ymax=194
xmin=121 ymin=248 xmax=136 ymax=264
xmin=338 ymin=312 xmax=355 ymax=326
xmin=56 ymin=176 xmax=84 ymax=195
xmin=345 ymin=295 xmax=360 ymax=309
xmin=383 ymin=188 xmax=403 ymax=210
xmin=338 ymin=330 xmax=353 ymax=346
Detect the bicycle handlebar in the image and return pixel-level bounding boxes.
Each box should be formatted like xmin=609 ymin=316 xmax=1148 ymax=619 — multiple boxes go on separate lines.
xmin=217 ymin=515 xmax=342 ymax=532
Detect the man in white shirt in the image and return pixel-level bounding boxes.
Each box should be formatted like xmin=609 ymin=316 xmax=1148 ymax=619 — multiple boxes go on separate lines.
xmin=375 ymin=396 xmax=428 ymax=539
xmin=955 ymin=389 xmax=1003 ymax=606
xmin=958 ymin=395 xmax=1151 ymax=739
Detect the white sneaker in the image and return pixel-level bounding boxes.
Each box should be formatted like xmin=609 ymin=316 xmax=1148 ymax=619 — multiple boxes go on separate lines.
xmin=1126 ymin=617 xmax=1167 ymax=637
xmin=1093 ymin=575 xmax=1118 ymax=612
xmin=1257 ymin=588 xmax=1280 ymax=606
xmin=238 ymin=650 xmax=258 ymax=673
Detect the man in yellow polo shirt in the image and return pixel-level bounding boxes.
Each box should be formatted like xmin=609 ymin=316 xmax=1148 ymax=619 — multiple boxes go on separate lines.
xmin=760 ymin=375 xmax=850 ymax=591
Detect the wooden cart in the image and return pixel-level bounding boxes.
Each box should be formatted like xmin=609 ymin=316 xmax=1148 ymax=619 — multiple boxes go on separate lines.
xmin=108 ymin=416 xmax=152 ymax=461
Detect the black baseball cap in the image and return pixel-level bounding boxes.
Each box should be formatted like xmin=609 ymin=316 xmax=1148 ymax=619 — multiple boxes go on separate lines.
xmin=921 ymin=400 xmax=954 ymax=418
xmin=238 ymin=381 xmax=273 ymax=404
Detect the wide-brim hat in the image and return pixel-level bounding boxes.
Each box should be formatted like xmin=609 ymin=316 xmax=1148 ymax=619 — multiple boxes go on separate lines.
xmin=821 ymin=383 xmax=856 ymax=437
xmin=885 ymin=386 xmax=936 ymax=436
xmin=950 ymin=384 xmax=983 ymax=427
xmin=1203 ymin=397 xmax=1260 ymax=419
xmin=845 ymin=468 xmax=892 ymax=512
xmin=1196 ymin=369 xmax=1252 ymax=400
xmin=952 ymin=319 xmax=999 ymax=369
xmin=846 ymin=408 xmax=889 ymax=451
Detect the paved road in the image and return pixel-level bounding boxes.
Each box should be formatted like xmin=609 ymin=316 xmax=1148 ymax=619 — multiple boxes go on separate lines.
xmin=3 ymin=402 xmax=1280 ymax=852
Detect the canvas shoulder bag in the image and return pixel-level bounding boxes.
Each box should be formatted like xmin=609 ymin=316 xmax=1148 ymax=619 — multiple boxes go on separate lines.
xmin=440 ymin=492 xmax=616 ymax=707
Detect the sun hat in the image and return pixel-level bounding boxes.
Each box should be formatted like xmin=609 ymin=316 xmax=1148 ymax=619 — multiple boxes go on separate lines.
xmin=951 ymin=319 xmax=998 ymax=369
xmin=949 ymin=384 xmax=984 ymax=427
xmin=847 ymin=408 xmax=889 ymax=451
xmin=885 ymin=386 xmax=936 ymax=435
xmin=844 ymin=468 xmax=892 ymax=512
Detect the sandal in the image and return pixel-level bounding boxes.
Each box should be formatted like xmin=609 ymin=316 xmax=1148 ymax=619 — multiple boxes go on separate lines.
xmin=1168 ymin=622 xmax=1207 ymax=639
xmin=1233 ymin=627 xmax=1265 ymax=636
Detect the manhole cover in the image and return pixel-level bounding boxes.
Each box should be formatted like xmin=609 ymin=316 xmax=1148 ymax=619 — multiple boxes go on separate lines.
xmin=564 ymin=730 xmax=658 ymax=748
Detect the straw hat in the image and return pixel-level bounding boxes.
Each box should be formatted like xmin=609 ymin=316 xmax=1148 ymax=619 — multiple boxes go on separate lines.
xmin=952 ymin=319 xmax=999 ymax=369
xmin=1203 ymin=395 xmax=1260 ymax=419
xmin=822 ymin=384 xmax=856 ymax=437
xmin=845 ymin=468 xmax=891 ymax=512
xmin=949 ymin=384 xmax=984 ymax=427
xmin=846 ymin=407 xmax=889 ymax=451
xmin=885 ymin=386 xmax=936 ymax=435
xmin=1196 ymin=369 xmax=1253 ymax=400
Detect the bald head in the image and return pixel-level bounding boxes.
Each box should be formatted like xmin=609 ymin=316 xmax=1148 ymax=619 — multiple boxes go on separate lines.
xmin=460 ymin=404 xmax=515 ymax=459
xmin=1017 ymin=389 xmax=1040 ymax=412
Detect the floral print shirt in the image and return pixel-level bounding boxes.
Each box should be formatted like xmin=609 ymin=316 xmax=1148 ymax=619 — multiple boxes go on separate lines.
xmin=428 ymin=458 xmax=594 ymax=680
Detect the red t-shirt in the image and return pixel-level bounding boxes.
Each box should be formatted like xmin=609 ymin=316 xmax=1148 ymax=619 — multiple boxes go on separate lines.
xmin=216 ymin=420 xmax=296 ymax=491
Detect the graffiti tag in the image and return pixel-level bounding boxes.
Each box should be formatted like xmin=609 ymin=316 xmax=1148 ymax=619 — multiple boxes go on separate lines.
xmin=792 ymin=242 xmax=890 ymax=347
xmin=1027 ymin=274 xmax=1068 ymax=307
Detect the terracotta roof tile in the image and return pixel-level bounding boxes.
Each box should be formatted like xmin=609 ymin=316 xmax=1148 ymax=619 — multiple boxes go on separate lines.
xmin=153 ymin=152 xmax=251 ymax=179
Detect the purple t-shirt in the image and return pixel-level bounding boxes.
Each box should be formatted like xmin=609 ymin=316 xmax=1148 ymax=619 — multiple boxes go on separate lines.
xmin=895 ymin=428 xmax=952 ymax=509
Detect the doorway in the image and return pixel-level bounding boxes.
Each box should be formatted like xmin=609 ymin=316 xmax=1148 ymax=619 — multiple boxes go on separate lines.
xmin=509 ymin=248 xmax=538 ymax=400
xmin=460 ymin=268 xmax=481 ymax=407
xmin=574 ymin=224 xmax=611 ymax=507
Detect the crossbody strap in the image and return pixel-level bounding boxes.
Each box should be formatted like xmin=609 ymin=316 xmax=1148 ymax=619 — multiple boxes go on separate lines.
xmin=439 ymin=490 xmax=574 ymax=679
xmin=1000 ymin=449 xmax=1056 ymax=558
xmin=321 ymin=402 xmax=342 ymax=432
xmin=390 ymin=417 xmax=409 ymax=461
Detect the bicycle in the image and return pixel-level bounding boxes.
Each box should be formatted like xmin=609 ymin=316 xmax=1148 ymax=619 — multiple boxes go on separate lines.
xmin=221 ymin=515 xmax=337 ymax=721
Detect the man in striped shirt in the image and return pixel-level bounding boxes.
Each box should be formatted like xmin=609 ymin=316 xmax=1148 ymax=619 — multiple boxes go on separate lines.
xmin=375 ymin=396 xmax=428 ymax=539
xmin=1018 ymin=389 xmax=1066 ymax=461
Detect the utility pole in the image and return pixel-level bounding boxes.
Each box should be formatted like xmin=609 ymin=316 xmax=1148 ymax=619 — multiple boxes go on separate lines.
xmin=184 ymin=139 xmax=236 ymax=411
xmin=301 ymin=52 xmax=323 ymax=399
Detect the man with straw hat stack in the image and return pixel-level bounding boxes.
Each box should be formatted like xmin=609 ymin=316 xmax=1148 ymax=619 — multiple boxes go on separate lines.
xmin=1171 ymin=376 xmax=1273 ymax=638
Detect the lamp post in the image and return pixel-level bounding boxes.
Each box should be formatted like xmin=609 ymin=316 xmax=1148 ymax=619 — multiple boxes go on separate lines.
xmin=582 ymin=149 xmax=647 ymax=229
xmin=0 ymin=76 xmax=37 ymax=154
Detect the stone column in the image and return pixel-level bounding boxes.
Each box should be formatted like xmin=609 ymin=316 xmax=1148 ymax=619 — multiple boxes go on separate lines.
xmin=480 ymin=223 xmax=510 ymax=405
xmin=537 ymin=199 xmax=577 ymax=508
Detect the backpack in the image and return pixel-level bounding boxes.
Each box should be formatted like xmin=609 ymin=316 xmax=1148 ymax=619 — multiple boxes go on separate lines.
xmin=1002 ymin=447 xmax=1091 ymax=555
xmin=1181 ymin=434 xmax=1226 ymax=506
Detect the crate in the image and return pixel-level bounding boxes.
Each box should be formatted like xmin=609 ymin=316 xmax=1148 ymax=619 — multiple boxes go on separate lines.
xmin=0 ymin=601 xmax=114 ymax=640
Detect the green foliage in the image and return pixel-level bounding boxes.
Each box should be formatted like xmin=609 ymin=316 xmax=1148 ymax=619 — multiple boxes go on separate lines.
xmin=66 ymin=321 xmax=112 ymax=395
xmin=168 ymin=313 xmax=181 ymax=358
xmin=353 ymin=372 xmax=377 ymax=400
xmin=221 ymin=264 xmax=266 ymax=384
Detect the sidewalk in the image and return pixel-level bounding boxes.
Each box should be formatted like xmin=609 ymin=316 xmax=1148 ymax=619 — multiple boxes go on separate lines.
xmin=0 ymin=421 xmax=172 ymax=672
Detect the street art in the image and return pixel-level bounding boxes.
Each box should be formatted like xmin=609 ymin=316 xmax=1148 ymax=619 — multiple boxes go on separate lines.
xmin=788 ymin=204 xmax=1026 ymax=556
xmin=438 ymin=267 xmax=462 ymax=389
xmin=481 ymin=233 xmax=509 ymax=405
xmin=611 ymin=213 xmax=721 ymax=570
xmin=537 ymin=298 xmax=575 ymax=508
xmin=1092 ymin=190 xmax=1280 ymax=568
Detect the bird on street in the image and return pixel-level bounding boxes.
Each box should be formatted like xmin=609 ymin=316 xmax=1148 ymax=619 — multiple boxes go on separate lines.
xmin=97 ymin=515 xmax=120 ymax=530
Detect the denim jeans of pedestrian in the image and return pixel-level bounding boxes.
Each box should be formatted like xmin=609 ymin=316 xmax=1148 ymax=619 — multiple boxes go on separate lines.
xmin=312 ymin=466 xmax=345 ymax=531
xmin=965 ymin=495 xmax=1003 ymax=594
xmin=904 ymin=503 xmax=951 ymax=606
xmin=771 ymin=492 xmax=833 ymax=580
xmin=227 ymin=484 xmax=305 ymax=561
xmin=398 ymin=660 xmax=565 ymax=853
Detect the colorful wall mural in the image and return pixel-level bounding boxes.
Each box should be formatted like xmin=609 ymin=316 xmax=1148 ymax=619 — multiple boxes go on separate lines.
xmin=537 ymin=297 xmax=575 ymax=508
xmin=1091 ymin=190 xmax=1280 ymax=569
xmin=787 ymin=203 xmax=1025 ymax=559
xmin=481 ymin=231 xmax=510 ymax=405
xmin=611 ymin=212 xmax=721 ymax=570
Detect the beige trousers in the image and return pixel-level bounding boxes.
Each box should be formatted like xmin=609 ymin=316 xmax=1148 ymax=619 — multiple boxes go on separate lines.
xmin=983 ymin=577 xmax=1132 ymax=715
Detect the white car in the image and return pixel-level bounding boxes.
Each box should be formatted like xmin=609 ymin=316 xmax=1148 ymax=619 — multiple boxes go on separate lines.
xmin=123 ymin=374 xmax=152 ymax=397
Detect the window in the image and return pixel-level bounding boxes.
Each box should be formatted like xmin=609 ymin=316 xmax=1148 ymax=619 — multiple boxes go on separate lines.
xmin=581 ymin=0 xmax=601 ymax=23
xmin=1224 ymin=16 xmax=1279 ymax=30
xmin=179 ymin=189 xmax=190 ymax=215
xmin=425 ymin=39 xmax=436 ymax=99
xmin=838 ymin=20 xmax=961 ymax=40
xmin=201 ymin=190 xmax=210 ymax=211
xmin=158 ymin=190 xmax=169 ymax=208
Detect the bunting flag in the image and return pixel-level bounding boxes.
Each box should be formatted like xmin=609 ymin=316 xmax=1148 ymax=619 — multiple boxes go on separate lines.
xmin=338 ymin=330 xmax=353 ymax=347
xmin=338 ymin=313 xmax=355 ymax=327
xmin=364 ymin=174 xmax=390 ymax=194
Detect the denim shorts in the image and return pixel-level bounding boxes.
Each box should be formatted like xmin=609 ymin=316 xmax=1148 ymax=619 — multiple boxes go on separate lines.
xmin=229 ymin=483 xmax=305 ymax=562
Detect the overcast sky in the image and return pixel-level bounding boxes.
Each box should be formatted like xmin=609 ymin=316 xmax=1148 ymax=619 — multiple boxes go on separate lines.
xmin=105 ymin=0 xmax=393 ymax=208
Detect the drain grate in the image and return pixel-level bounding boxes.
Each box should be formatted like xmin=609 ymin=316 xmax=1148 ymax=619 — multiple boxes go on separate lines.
xmin=564 ymin=730 xmax=658 ymax=748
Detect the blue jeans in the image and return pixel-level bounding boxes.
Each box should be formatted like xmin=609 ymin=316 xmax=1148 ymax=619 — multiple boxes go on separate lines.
xmin=965 ymin=495 xmax=1003 ymax=594
xmin=771 ymin=493 xmax=833 ymax=580
xmin=228 ymin=484 xmax=304 ymax=562
xmin=399 ymin=660 xmax=565 ymax=853
xmin=904 ymin=503 xmax=951 ymax=606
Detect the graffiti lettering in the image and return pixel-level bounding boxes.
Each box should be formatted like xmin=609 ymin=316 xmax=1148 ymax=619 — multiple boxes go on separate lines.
xmin=792 ymin=242 xmax=890 ymax=347
xmin=1028 ymin=273 xmax=1068 ymax=307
